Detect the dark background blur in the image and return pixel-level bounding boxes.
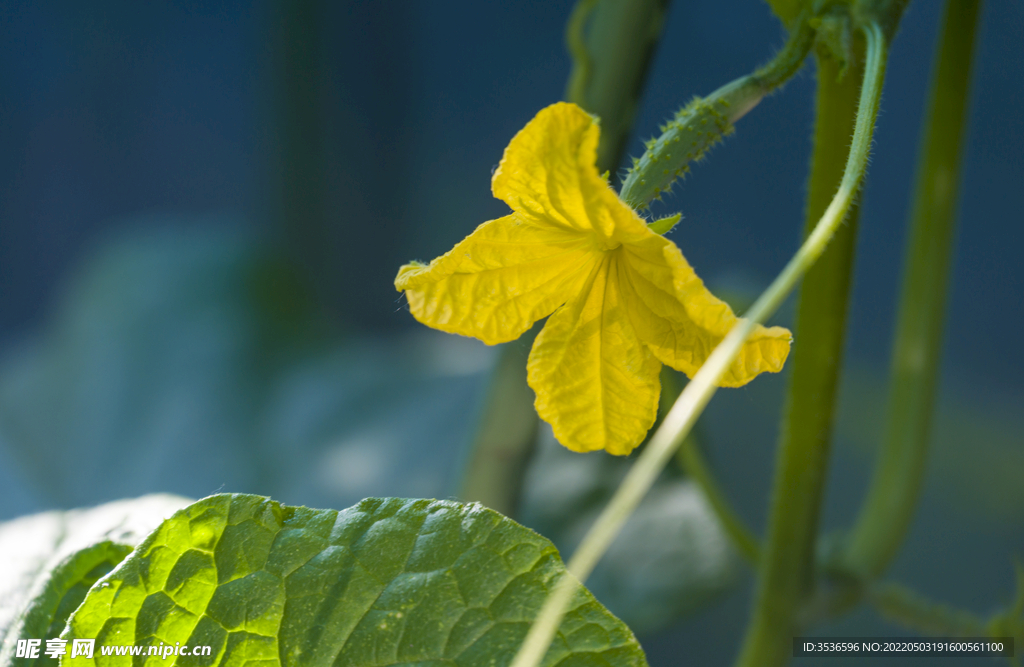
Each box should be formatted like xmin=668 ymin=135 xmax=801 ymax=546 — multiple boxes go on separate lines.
xmin=3 ymin=0 xmax=1023 ymax=387
xmin=0 ymin=1 xmax=1021 ymax=664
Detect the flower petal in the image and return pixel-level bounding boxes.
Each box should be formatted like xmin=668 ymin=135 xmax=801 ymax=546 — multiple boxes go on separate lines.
xmin=395 ymin=214 xmax=598 ymax=346
xmin=527 ymin=255 xmax=662 ymax=455
xmin=618 ymin=232 xmax=792 ymax=387
xmin=491 ymin=102 xmax=635 ymax=244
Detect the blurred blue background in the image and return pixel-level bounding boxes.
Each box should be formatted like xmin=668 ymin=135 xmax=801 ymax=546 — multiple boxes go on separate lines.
xmin=0 ymin=1 xmax=1021 ymax=664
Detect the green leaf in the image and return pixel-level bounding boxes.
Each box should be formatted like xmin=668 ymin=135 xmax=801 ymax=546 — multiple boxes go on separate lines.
xmin=0 ymin=495 xmax=192 ymax=667
xmin=61 ymin=494 xmax=648 ymax=667
xmin=646 ymin=213 xmax=681 ymax=236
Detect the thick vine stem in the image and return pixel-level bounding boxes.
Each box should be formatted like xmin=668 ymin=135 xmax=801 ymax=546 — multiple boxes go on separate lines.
xmin=739 ymin=26 xmax=867 ymax=647
xmin=842 ymin=0 xmax=983 ymax=582
xmin=510 ymin=23 xmax=888 ymax=667
xmin=732 ymin=25 xmax=887 ymax=667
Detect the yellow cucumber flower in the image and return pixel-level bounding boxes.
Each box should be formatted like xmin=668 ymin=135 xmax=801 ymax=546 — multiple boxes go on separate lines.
xmin=395 ymin=102 xmax=791 ymax=455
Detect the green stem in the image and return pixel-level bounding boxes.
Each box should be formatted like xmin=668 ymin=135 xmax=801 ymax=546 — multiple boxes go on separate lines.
xmin=565 ymin=0 xmax=671 ymax=173
xmin=677 ymin=434 xmax=761 ymax=564
xmin=842 ymin=0 xmax=983 ymax=581
xmin=457 ymin=328 xmax=539 ymax=517
xmin=619 ymin=15 xmax=816 ymax=209
xmin=733 ymin=25 xmax=888 ymax=667
xmin=730 ymin=36 xmax=867 ymax=657
xmin=873 ymin=570 xmax=1023 ymax=648
xmin=754 ymin=11 xmax=818 ymax=90
xmin=510 ymin=23 xmax=888 ymax=667
xmin=564 ymin=0 xmax=599 ymax=112
xmin=868 ymin=583 xmax=986 ymax=637
xmin=780 ymin=47 xmax=866 ymax=515
xmin=273 ymin=0 xmax=329 ymax=305
xmin=664 ymin=368 xmax=760 ymax=564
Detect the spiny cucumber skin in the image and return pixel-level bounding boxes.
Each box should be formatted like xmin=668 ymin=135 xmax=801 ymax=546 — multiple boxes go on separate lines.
xmin=620 ymin=97 xmax=734 ymax=210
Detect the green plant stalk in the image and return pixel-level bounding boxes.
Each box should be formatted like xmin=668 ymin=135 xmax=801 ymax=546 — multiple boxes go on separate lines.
xmin=678 ymin=434 xmax=761 ymax=564
xmin=871 ymin=574 xmax=1024 ymax=662
xmin=731 ymin=40 xmax=868 ymax=662
xmin=566 ymin=0 xmax=671 ymax=173
xmin=868 ymin=583 xmax=986 ymax=637
xmin=564 ymin=0 xmax=599 ymax=117
xmin=619 ymin=14 xmax=816 ymax=209
xmin=842 ymin=0 xmax=983 ymax=580
xmin=734 ymin=25 xmax=885 ymax=667
xmin=274 ymin=0 xmax=328 ymax=305
xmin=510 ymin=23 xmax=888 ymax=667
xmin=457 ymin=327 xmax=539 ymax=516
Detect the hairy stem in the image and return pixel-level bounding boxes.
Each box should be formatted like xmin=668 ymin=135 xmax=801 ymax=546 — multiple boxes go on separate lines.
xmin=511 ymin=23 xmax=888 ymax=667
xmin=677 ymin=434 xmax=761 ymax=564
xmin=732 ymin=38 xmax=868 ymax=659
xmin=842 ymin=0 xmax=983 ymax=581
xmin=868 ymin=583 xmax=986 ymax=637
xmin=732 ymin=24 xmax=887 ymax=667
xmin=619 ymin=14 xmax=816 ymax=209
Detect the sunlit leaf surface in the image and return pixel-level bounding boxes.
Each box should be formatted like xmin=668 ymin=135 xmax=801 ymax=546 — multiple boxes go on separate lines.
xmin=0 ymin=495 xmax=191 ymax=667
xmin=62 ymin=494 xmax=648 ymax=667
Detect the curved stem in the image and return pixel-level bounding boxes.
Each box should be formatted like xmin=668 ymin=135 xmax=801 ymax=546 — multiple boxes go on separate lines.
xmin=753 ymin=10 xmax=817 ymax=90
xmin=869 ymin=582 xmax=986 ymax=637
xmin=728 ymin=30 xmax=866 ymax=646
xmin=510 ymin=23 xmax=888 ymax=667
xmin=619 ymin=14 xmax=815 ymax=209
xmin=842 ymin=0 xmax=983 ymax=581
xmin=564 ymin=0 xmax=599 ymax=111
xmin=733 ymin=26 xmax=888 ymax=667
xmin=677 ymin=434 xmax=761 ymax=564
